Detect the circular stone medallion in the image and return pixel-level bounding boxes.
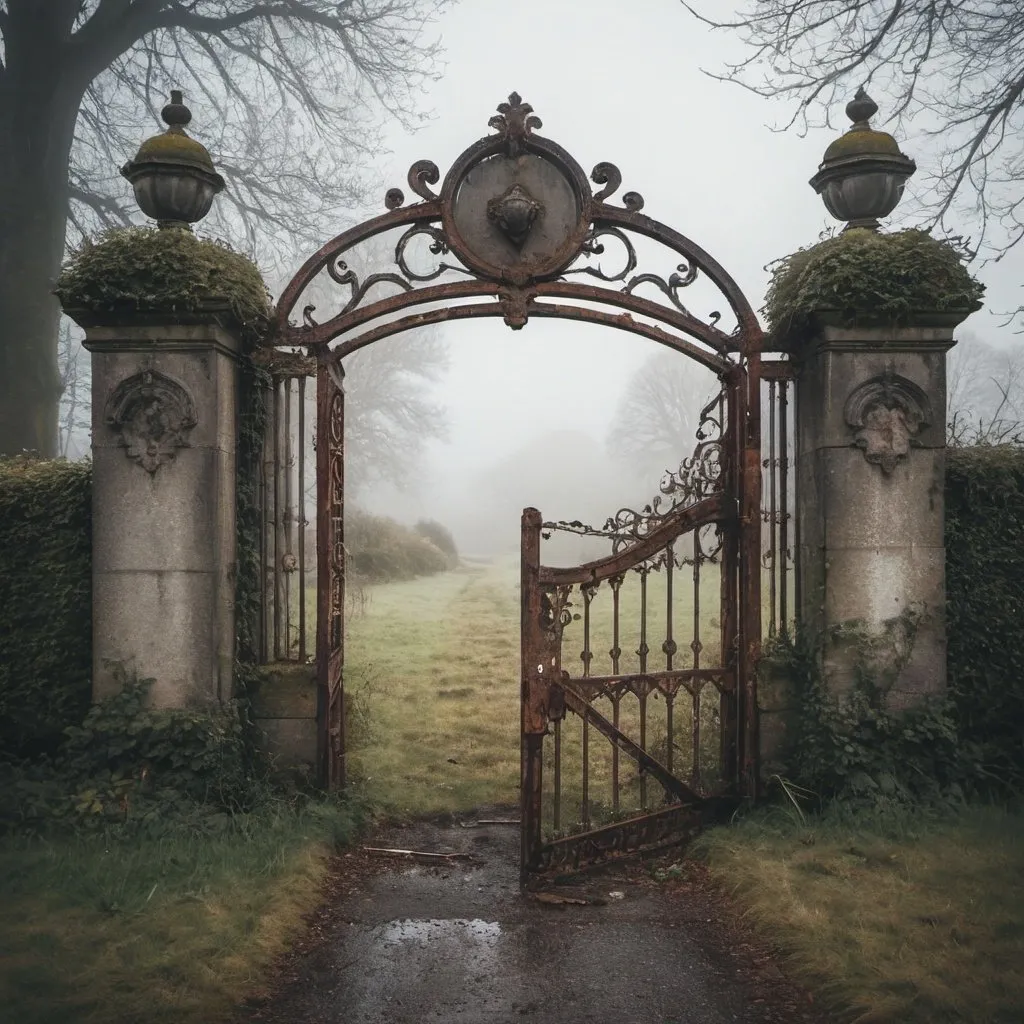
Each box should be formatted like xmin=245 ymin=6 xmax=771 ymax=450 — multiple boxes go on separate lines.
xmin=450 ymin=153 xmax=582 ymax=275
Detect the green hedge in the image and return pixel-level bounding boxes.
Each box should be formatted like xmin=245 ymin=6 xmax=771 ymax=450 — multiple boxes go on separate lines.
xmin=0 ymin=458 xmax=92 ymax=760
xmin=946 ymin=444 xmax=1024 ymax=785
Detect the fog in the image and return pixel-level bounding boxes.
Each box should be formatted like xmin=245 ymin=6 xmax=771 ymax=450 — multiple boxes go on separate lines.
xmin=339 ymin=0 xmax=1023 ymax=556
xmin=59 ymin=0 xmax=1024 ymax=554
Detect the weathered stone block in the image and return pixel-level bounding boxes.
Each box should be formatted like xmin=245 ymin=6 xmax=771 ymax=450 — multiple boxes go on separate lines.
xmin=92 ymin=568 xmax=218 ymax=707
xmin=252 ymin=717 xmax=317 ymax=771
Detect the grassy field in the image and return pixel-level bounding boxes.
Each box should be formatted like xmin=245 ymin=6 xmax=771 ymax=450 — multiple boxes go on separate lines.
xmin=344 ymin=561 xmax=522 ymax=813
xmin=696 ymin=802 xmax=1024 ymax=1024
xmin=342 ymin=554 xmax=728 ymax=823
xmin=0 ymin=800 xmax=360 ymax=1024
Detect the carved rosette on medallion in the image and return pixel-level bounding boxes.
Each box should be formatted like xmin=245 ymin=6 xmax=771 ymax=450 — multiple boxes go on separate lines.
xmin=104 ymin=368 xmax=198 ymax=473
xmin=844 ymin=371 xmax=932 ymax=474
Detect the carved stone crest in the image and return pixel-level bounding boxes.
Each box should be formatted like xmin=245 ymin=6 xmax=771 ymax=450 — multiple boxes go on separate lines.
xmin=104 ymin=368 xmax=198 ymax=473
xmin=844 ymin=372 xmax=932 ymax=474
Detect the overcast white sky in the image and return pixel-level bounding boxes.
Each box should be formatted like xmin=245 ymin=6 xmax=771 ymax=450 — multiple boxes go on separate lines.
xmin=337 ymin=0 xmax=1021 ymax=539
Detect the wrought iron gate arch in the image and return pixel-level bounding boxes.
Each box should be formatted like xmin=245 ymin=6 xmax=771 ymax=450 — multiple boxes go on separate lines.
xmin=268 ymin=92 xmax=773 ymax=880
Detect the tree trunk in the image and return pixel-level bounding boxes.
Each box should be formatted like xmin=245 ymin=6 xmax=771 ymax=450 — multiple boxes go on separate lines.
xmin=0 ymin=8 xmax=84 ymax=458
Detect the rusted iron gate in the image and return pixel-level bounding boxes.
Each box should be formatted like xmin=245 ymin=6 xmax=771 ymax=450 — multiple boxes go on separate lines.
xmin=261 ymin=93 xmax=796 ymax=860
xmin=518 ymin=357 xmax=795 ymax=879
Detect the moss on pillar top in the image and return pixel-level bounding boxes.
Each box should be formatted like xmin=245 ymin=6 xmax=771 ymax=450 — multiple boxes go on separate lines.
xmin=764 ymin=228 xmax=984 ymax=346
xmin=56 ymin=226 xmax=272 ymax=342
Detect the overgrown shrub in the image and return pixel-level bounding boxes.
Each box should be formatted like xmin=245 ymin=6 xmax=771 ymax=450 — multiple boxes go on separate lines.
xmin=768 ymin=614 xmax=981 ymax=807
xmin=946 ymin=443 xmax=1024 ymax=787
xmin=0 ymin=457 xmax=92 ymax=761
xmin=346 ymin=510 xmax=451 ymax=583
xmin=763 ymin=228 xmax=984 ymax=345
xmin=55 ymin=226 xmax=271 ymax=339
xmin=413 ymin=518 xmax=459 ymax=563
xmin=0 ymin=671 xmax=266 ymax=836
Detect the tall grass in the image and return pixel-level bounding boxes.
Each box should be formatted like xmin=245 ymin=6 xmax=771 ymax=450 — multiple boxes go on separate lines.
xmin=0 ymin=799 xmax=362 ymax=1023
xmin=694 ymin=801 xmax=1024 ymax=1023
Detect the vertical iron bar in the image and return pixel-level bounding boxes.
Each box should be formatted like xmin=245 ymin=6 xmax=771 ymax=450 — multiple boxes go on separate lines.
xmin=639 ymin=692 xmax=648 ymax=810
xmin=768 ymin=378 xmax=777 ymax=638
xmin=298 ymin=376 xmax=307 ymax=661
xmin=520 ymin=508 xmax=546 ymax=882
xmin=610 ymin=575 xmax=622 ymax=813
xmin=259 ymin=373 xmax=272 ymax=664
xmin=638 ymin=568 xmax=649 ymax=810
xmin=273 ymin=379 xmax=283 ymax=661
xmin=665 ymin=544 xmax=674 ymax=672
xmin=693 ymin=537 xmax=702 ymax=782
xmin=693 ymin=686 xmax=702 ymax=789
xmin=720 ymin=372 xmax=741 ymax=787
xmin=779 ymin=378 xmax=790 ymax=635
xmin=664 ymin=541 xmax=674 ymax=793
xmin=638 ymin=570 xmax=649 ymax=674
xmin=740 ymin=332 xmax=764 ymax=799
xmin=665 ymin=693 xmax=674 ymax=779
xmin=611 ymin=696 xmax=621 ymax=814
xmin=553 ymin=718 xmax=561 ymax=831
xmin=284 ymin=379 xmax=294 ymax=658
xmin=581 ymin=585 xmax=592 ymax=827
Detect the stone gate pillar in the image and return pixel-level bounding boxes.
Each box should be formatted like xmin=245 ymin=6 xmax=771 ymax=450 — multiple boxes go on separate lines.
xmin=782 ymin=89 xmax=982 ymax=708
xmin=74 ymin=315 xmax=242 ymax=707
xmin=56 ymin=91 xmax=266 ymax=709
xmin=793 ymin=318 xmax=967 ymax=704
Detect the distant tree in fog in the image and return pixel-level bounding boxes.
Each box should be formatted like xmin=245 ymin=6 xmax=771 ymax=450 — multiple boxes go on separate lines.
xmin=948 ymin=332 xmax=1024 ymax=445
xmin=57 ymin=321 xmax=90 ymax=460
xmin=342 ymin=329 xmax=450 ymax=498
xmin=607 ymin=348 xmax=719 ymax=485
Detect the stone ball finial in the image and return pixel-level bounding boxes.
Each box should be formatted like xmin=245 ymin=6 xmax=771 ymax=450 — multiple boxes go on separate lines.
xmin=809 ymin=89 xmax=916 ymax=231
xmin=121 ymin=90 xmax=225 ymax=231
xmin=845 ymin=87 xmax=878 ymax=126
xmin=161 ymin=89 xmax=192 ymax=130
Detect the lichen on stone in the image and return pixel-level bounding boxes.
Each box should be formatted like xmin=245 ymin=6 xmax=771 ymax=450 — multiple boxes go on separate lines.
xmin=56 ymin=226 xmax=272 ymax=340
xmin=764 ymin=228 xmax=985 ymax=346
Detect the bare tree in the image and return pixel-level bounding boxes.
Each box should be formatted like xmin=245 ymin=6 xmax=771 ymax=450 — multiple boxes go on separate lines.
xmin=682 ymin=2 xmax=1024 ymax=270
xmin=607 ymin=348 xmax=720 ymax=485
xmin=0 ymin=0 xmax=446 ymax=458
xmin=947 ymin=331 xmax=1024 ymax=445
xmin=56 ymin=319 xmax=91 ymax=459
xmin=342 ymin=328 xmax=449 ymax=497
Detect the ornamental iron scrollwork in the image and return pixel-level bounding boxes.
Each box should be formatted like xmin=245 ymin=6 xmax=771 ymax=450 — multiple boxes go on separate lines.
xmin=543 ymin=386 xmax=727 ymax=555
xmin=844 ymin=371 xmax=932 ymax=474
xmin=104 ymin=368 xmax=197 ymax=474
xmin=271 ymin=92 xmax=760 ymax=352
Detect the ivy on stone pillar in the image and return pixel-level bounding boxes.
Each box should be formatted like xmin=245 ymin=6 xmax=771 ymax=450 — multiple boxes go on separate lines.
xmin=769 ymin=92 xmax=984 ymax=710
xmin=56 ymin=93 xmax=270 ymax=709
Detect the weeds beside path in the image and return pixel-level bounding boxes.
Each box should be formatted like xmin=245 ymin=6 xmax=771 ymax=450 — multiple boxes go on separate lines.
xmin=0 ymin=800 xmax=360 ymax=1024
xmin=695 ymin=802 xmax=1024 ymax=1024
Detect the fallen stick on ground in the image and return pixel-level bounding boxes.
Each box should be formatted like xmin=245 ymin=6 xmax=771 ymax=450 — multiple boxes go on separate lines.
xmin=458 ymin=819 xmax=520 ymax=828
xmin=362 ymin=847 xmax=478 ymax=862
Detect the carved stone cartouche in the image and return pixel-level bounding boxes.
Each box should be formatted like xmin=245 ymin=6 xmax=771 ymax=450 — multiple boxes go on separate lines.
xmin=104 ymin=368 xmax=198 ymax=473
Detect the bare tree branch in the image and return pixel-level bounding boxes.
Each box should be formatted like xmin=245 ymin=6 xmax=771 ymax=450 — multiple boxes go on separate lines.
xmin=682 ymin=1 xmax=1024 ymax=278
xmin=607 ymin=348 xmax=719 ymax=484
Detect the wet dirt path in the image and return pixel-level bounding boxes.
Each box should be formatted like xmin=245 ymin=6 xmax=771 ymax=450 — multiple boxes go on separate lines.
xmin=239 ymin=814 xmax=831 ymax=1024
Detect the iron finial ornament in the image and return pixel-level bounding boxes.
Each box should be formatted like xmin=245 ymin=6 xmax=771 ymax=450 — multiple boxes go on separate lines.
xmin=488 ymin=91 xmax=542 ymax=157
xmin=809 ymin=89 xmax=916 ymax=230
